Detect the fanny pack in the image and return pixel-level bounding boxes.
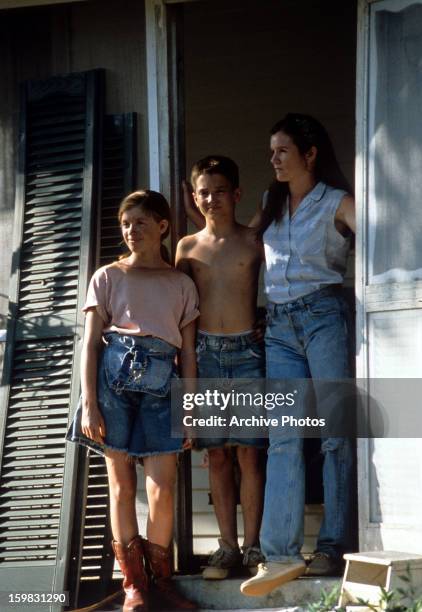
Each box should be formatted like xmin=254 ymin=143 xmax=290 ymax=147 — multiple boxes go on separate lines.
xmin=103 ymin=334 xmax=176 ymax=397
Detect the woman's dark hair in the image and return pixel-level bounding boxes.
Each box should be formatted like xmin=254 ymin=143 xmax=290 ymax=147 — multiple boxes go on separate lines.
xmin=259 ymin=113 xmax=353 ymax=234
xmin=117 ymin=190 xmax=171 ymax=263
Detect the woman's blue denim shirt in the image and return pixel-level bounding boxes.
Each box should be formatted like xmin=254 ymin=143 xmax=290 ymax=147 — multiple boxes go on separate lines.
xmin=263 ymin=182 xmax=351 ymax=303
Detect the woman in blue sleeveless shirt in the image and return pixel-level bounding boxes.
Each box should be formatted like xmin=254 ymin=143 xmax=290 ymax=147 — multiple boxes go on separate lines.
xmin=181 ymin=113 xmax=356 ymax=592
xmin=241 ymin=114 xmax=356 ymax=596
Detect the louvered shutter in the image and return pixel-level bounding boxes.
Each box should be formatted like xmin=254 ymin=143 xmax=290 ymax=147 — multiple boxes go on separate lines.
xmin=99 ymin=114 xmax=136 ymax=267
xmin=67 ymin=113 xmax=137 ymax=605
xmin=0 ymin=70 xmax=102 ymax=604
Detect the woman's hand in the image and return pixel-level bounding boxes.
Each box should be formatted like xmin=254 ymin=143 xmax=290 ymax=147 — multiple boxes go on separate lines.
xmin=81 ymin=402 xmax=106 ymax=444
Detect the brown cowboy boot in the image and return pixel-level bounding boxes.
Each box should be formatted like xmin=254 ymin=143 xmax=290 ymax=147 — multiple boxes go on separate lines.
xmin=112 ymin=535 xmax=149 ymax=612
xmin=144 ymin=540 xmax=197 ymax=610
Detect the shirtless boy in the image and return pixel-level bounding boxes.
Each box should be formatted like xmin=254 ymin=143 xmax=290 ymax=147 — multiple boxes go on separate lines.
xmin=176 ymin=156 xmax=265 ymax=579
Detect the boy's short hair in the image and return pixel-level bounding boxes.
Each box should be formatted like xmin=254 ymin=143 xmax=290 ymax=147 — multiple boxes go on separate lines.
xmin=191 ymin=155 xmax=239 ymax=190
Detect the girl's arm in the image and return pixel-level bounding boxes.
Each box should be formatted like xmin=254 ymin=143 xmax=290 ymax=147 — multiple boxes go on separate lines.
xmin=179 ymin=319 xmax=197 ymax=382
xmin=80 ymin=309 xmax=106 ymax=444
xmin=179 ymin=320 xmax=197 ymax=448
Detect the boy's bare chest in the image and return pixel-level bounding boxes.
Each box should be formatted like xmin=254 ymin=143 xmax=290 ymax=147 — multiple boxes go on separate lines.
xmin=189 ymin=240 xmax=260 ymax=281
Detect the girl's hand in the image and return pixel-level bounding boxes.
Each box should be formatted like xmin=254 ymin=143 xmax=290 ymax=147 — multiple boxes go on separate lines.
xmin=81 ymin=403 xmax=106 ymax=445
xmin=182 ymin=437 xmax=193 ymax=450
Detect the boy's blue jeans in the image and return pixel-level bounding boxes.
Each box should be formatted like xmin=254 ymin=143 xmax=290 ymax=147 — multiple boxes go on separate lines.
xmin=194 ymin=331 xmax=266 ymax=449
xmin=260 ymin=287 xmax=354 ymax=562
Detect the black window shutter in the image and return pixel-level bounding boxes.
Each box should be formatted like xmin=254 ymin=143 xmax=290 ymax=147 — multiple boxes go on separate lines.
xmin=68 ymin=113 xmax=137 ymax=607
xmin=0 ymin=70 xmax=103 ymax=598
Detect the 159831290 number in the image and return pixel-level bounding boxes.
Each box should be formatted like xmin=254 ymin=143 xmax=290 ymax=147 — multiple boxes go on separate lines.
xmin=3 ymin=592 xmax=68 ymax=605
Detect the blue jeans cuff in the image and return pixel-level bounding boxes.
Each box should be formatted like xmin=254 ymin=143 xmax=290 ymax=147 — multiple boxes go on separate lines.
xmin=265 ymin=554 xmax=305 ymax=563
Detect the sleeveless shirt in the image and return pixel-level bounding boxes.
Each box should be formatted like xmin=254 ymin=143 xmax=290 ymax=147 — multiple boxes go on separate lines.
xmin=263 ymin=182 xmax=350 ymax=303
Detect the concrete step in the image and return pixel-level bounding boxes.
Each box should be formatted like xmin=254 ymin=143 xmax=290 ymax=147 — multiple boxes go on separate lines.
xmin=174 ymin=575 xmax=341 ymax=610
xmin=83 ymin=576 xmax=340 ymax=611
xmin=96 ymin=605 xmax=304 ymax=611
xmin=88 ymin=596 xmax=304 ymax=612
xmin=197 ymin=609 xmax=302 ymax=612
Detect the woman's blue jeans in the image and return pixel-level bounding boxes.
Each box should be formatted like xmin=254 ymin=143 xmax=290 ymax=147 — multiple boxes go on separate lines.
xmin=260 ymin=287 xmax=354 ymax=562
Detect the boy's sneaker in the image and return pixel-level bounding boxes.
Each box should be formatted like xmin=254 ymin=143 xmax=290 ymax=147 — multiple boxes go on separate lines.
xmin=202 ymin=539 xmax=242 ymax=579
xmin=242 ymin=545 xmax=265 ymax=576
xmin=240 ymin=559 xmax=306 ymax=596
xmin=306 ymin=552 xmax=344 ymax=576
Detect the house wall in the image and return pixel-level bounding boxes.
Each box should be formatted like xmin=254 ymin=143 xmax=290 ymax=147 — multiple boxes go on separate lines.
xmin=0 ymin=0 xmax=149 ymax=377
xmin=0 ymin=8 xmax=54 ymax=374
xmin=67 ymin=0 xmax=148 ymax=171
xmin=182 ymin=0 xmax=357 ymax=554
xmin=183 ymin=0 xmax=357 ymax=228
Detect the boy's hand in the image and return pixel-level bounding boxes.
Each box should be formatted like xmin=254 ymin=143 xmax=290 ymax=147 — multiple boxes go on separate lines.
xmin=183 ymin=437 xmax=193 ymax=450
xmin=182 ymin=180 xmax=205 ymax=229
xmin=182 ymin=180 xmax=193 ymax=200
xmin=183 ymin=424 xmax=195 ymax=450
xmin=182 ymin=180 xmax=196 ymax=214
xmin=200 ymin=451 xmax=209 ymax=468
xmin=251 ymin=319 xmax=266 ymax=343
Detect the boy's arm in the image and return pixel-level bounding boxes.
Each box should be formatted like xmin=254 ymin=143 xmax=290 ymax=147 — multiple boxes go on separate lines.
xmin=248 ymin=206 xmax=264 ymax=229
xmin=249 ymin=190 xmax=270 ymax=228
xmin=175 ymin=237 xmax=192 ymax=276
xmin=182 ymin=180 xmax=205 ymax=230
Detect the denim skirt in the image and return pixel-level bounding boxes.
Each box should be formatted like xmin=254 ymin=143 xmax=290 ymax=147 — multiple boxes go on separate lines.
xmin=66 ymin=333 xmax=183 ymax=458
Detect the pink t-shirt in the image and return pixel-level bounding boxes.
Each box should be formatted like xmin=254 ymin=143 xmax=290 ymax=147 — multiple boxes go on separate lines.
xmin=83 ymin=262 xmax=199 ymax=348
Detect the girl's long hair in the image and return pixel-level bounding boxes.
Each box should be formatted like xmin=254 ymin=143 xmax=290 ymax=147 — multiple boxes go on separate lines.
xmin=117 ymin=190 xmax=171 ymax=263
xmin=259 ymin=113 xmax=353 ymax=235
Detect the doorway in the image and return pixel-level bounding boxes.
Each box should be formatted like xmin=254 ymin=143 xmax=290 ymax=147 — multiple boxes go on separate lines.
xmin=177 ymin=0 xmax=357 ymax=559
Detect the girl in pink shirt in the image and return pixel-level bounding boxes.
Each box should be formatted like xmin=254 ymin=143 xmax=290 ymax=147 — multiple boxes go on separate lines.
xmin=67 ymin=191 xmax=199 ymax=611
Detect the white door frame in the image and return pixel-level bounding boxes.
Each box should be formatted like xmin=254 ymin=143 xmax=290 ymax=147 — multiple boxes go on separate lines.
xmin=356 ymin=0 xmax=422 ymax=552
xmin=145 ymin=0 xmax=199 ymax=196
xmin=145 ymin=6 xmax=199 ymax=570
xmin=145 ymin=0 xmax=171 ymax=193
xmin=355 ymin=0 xmax=371 ymax=551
